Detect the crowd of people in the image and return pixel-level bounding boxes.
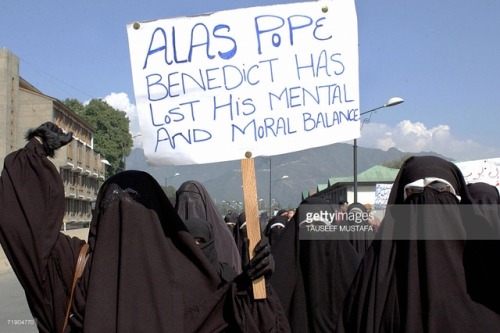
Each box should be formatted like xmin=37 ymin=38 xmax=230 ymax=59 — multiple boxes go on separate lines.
xmin=1 ymin=122 xmax=500 ymax=332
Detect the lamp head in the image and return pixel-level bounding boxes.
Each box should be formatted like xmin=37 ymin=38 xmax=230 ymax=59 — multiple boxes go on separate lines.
xmin=385 ymin=97 xmax=404 ymax=107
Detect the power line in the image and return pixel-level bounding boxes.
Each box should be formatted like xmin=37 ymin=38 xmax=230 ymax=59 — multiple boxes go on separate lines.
xmin=20 ymin=57 xmax=95 ymax=100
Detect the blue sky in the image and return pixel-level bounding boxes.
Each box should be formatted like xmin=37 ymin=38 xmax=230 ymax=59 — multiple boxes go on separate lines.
xmin=2 ymin=0 xmax=500 ymax=162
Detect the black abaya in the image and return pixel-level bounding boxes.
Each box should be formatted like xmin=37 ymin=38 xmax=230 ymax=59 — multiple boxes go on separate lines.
xmin=270 ymin=196 xmax=363 ymax=332
xmin=184 ymin=217 xmax=238 ymax=282
xmin=175 ymin=180 xmax=242 ymax=274
xmin=1 ymin=139 xmax=290 ymax=332
xmin=467 ymin=181 xmax=500 ymax=235
xmin=0 ymin=139 xmax=84 ymax=333
xmin=336 ymin=155 xmax=500 ymax=333
xmin=84 ymin=170 xmax=290 ymax=332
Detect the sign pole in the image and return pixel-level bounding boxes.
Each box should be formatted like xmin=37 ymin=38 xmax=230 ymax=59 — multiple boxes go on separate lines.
xmin=240 ymin=151 xmax=266 ymax=299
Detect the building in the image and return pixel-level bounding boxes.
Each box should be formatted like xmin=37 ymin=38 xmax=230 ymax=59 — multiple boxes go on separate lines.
xmin=0 ymin=48 xmax=107 ymax=230
xmin=303 ymin=165 xmax=399 ymax=207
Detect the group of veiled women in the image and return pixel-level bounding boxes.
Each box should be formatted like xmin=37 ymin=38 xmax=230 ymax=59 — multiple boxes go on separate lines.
xmin=1 ymin=122 xmax=500 ymax=332
xmin=0 ymin=123 xmax=287 ymax=333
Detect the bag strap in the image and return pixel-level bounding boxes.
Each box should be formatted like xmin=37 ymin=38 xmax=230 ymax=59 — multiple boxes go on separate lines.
xmin=62 ymin=243 xmax=90 ymax=333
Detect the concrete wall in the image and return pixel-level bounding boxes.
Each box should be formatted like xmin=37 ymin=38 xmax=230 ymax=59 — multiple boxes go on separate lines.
xmin=0 ymin=228 xmax=90 ymax=274
xmin=0 ymin=48 xmax=20 ymax=167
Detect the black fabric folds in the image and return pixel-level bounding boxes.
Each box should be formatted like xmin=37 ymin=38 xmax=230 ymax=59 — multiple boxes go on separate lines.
xmin=467 ymin=181 xmax=500 ymax=235
xmin=1 ymin=139 xmax=290 ymax=332
xmin=175 ymin=180 xmax=242 ymax=274
xmin=268 ymin=212 xmax=309 ymax=333
xmin=184 ymin=217 xmax=237 ymax=283
xmin=336 ymin=155 xmax=500 ymax=333
xmin=265 ymin=215 xmax=288 ymax=246
xmin=77 ymin=170 xmax=227 ymax=332
xmin=270 ymin=196 xmax=362 ymax=332
xmin=84 ymin=170 xmax=289 ymax=332
xmin=0 ymin=139 xmax=86 ymax=333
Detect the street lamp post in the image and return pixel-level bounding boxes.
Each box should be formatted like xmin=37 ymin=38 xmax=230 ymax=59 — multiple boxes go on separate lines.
xmin=269 ymin=175 xmax=289 ymax=218
xmin=353 ymin=97 xmax=404 ymax=203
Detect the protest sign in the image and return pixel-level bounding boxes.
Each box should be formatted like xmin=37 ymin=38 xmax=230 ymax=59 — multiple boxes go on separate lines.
xmin=127 ymin=0 xmax=359 ymax=165
xmin=374 ymin=183 xmax=393 ymax=210
xmin=455 ymin=158 xmax=500 ymax=189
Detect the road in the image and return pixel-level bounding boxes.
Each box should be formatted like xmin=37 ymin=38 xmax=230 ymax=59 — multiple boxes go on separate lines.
xmin=0 ymin=270 xmax=37 ymax=333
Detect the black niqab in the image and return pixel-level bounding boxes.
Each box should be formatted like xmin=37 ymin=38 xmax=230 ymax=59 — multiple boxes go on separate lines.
xmin=467 ymin=182 xmax=500 ymax=235
xmin=184 ymin=217 xmax=237 ymax=282
xmin=84 ymin=171 xmax=226 ymax=332
xmin=265 ymin=215 xmax=287 ymax=246
xmin=175 ymin=180 xmax=242 ymax=273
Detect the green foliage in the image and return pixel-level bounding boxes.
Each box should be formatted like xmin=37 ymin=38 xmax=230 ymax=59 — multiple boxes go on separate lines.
xmin=63 ymin=98 xmax=132 ymax=177
xmin=382 ymin=153 xmax=413 ymax=169
xmin=162 ymin=185 xmax=177 ymax=199
xmin=63 ymin=98 xmax=85 ymax=115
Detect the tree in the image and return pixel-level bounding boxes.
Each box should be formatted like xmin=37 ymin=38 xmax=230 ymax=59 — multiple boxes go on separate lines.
xmin=382 ymin=153 xmax=413 ymax=169
xmin=63 ymin=98 xmax=132 ymax=177
xmin=162 ymin=185 xmax=177 ymax=199
xmin=63 ymin=98 xmax=85 ymax=115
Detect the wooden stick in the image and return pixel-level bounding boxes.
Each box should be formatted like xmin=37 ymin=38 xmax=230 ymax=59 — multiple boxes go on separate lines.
xmin=240 ymin=152 xmax=266 ymax=299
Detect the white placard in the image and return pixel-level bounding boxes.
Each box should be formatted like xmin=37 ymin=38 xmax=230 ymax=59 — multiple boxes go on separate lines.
xmin=455 ymin=158 xmax=500 ymax=189
xmin=127 ymin=0 xmax=359 ymax=165
xmin=374 ymin=183 xmax=393 ymax=210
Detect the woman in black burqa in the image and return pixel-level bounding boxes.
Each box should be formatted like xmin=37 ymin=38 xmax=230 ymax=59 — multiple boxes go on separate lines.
xmin=0 ymin=122 xmax=290 ymax=333
xmin=264 ymin=214 xmax=288 ymax=247
xmin=336 ymin=155 xmax=500 ymax=333
xmin=269 ymin=196 xmax=363 ymax=333
xmin=0 ymin=123 xmax=83 ymax=333
xmin=175 ymin=180 xmax=242 ymax=274
xmin=183 ymin=217 xmax=238 ymax=283
xmin=467 ymin=181 xmax=500 ymax=236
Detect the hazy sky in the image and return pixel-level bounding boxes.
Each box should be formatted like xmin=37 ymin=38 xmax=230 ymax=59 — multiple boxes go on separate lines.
xmin=2 ymin=0 xmax=500 ymax=162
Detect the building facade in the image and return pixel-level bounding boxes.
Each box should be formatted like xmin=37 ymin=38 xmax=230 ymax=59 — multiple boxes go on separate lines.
xmin=0 ymin=48 xmax=106 ymax=229
xmin=303 ymin=165 xmax=399 ymax=207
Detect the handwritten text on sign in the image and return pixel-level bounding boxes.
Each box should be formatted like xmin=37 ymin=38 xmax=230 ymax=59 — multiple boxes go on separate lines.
xmin=127 ymin=0 xmax=359 ymax=165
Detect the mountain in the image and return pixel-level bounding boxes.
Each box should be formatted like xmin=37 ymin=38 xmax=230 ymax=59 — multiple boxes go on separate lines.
xmin=125 ymin=143 xmax=450 ymax=209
